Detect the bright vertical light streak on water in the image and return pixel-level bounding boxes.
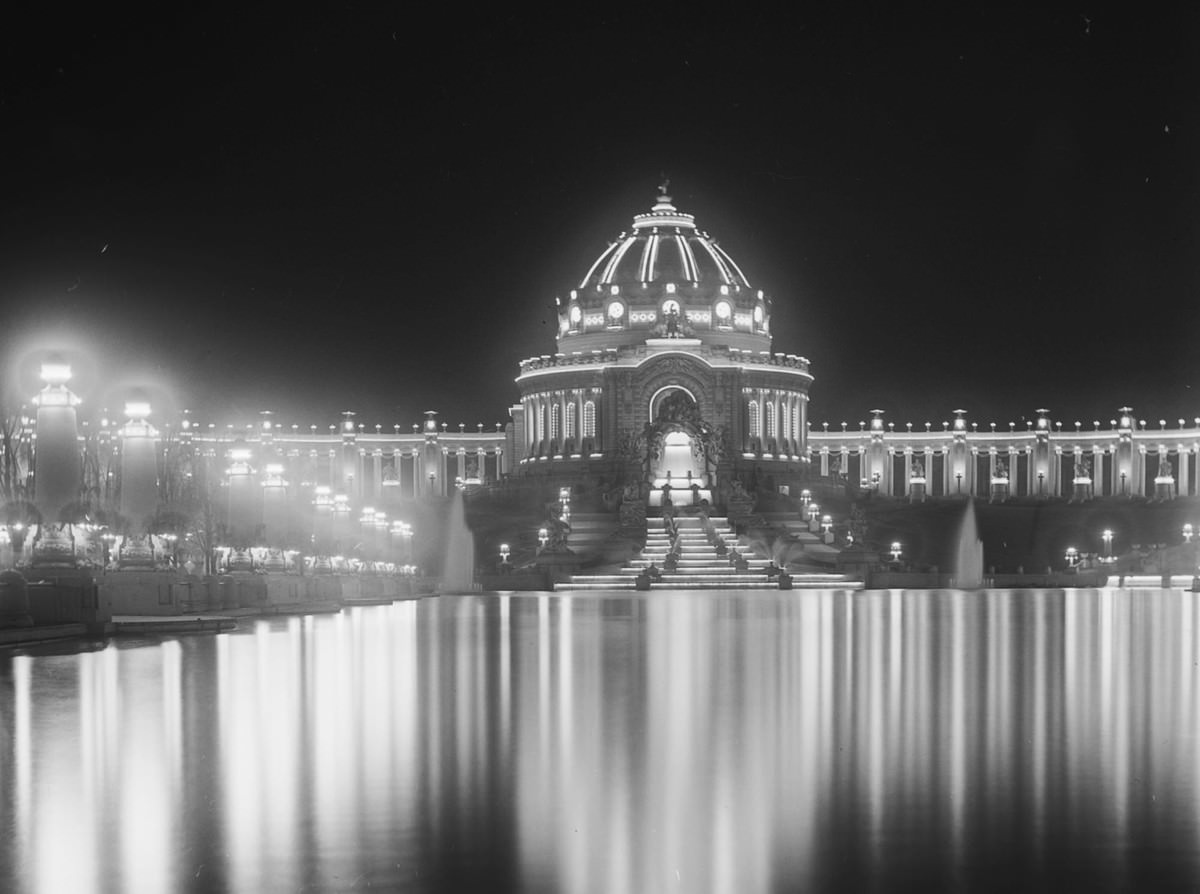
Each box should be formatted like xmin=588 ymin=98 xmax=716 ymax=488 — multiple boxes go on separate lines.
xmin=1030 ymin=594 xmax=1047 ymax=871
xmin=117 ymin=646 xmax=169 ymax=894
xmin=499 ymin=595 xmax=511 ymax=756
xmin=8 ymin=592 xmax=1200 ymax=891
xmin=161 ymin=641 xmax=182 ymax=813
xmin=948 ymin=592 xmax=966 ymax=874
xmin=13 ymin=656 xmax=34 ymax=889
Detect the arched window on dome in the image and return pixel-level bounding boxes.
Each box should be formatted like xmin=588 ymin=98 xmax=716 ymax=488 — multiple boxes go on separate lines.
xmin=565 ymin=402 xmax=576 ymax=441
xmin=583 ymin=401 xmax=596 ymax=439
xmin=549 ymin=401 xmax=560 ymax=447
xmin=748 ymin=400 xmax=760 ymax=438
xmin=535 ymin=399 xmax=545 ymax=444
xmin=766 ymin=401 xmax=777 ymax=447
xmin=782 ymin=397 xmax=791 ymax=444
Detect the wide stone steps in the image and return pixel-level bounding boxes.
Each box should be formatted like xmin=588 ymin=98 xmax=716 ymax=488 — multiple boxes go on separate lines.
xmin=554 ymin=516 xmax=863 ymax=591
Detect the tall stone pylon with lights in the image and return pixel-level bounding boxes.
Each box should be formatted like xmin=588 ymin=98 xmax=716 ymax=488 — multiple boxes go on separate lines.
xmin=119 ymin=400 xmax=160 ymax=529
xmin=31 ymin=363 xmax=82 ymax=523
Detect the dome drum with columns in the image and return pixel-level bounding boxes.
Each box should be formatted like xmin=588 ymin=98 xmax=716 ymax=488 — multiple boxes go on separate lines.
xmin=515 ymin=192 xmax=813 ymax=502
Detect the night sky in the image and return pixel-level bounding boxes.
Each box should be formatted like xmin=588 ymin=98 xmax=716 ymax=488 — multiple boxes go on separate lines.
xmin=2 ymin=8 xmax=1196 ymax=433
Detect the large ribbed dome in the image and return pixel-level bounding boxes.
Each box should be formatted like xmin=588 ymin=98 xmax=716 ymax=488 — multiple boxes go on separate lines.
xmin=557 ymin=191 xmax=773 ymax=354
xmin=578 ymin=195 xmax=751 ymax=289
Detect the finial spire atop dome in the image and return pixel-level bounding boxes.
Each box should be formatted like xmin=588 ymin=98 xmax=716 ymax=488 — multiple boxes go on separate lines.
xmin=653 ymin=175 xmax=675 ymax=212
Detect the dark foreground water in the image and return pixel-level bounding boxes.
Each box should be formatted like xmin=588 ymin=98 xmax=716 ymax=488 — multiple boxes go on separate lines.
xmin=2 ymin=589 xmax=1200 ymax=893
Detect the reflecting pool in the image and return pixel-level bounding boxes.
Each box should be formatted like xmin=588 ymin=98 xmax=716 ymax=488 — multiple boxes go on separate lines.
xmin=3 ymin=589 xmax=1200 ymax=892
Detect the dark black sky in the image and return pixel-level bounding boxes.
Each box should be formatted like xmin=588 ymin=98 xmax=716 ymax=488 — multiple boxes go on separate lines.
xmin=1 ymin=8 xmax=1197 ymax=432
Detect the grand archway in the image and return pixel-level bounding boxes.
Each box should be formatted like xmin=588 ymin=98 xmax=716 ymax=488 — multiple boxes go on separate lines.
xmin=645 ymin=389 xmax=716 ymax=508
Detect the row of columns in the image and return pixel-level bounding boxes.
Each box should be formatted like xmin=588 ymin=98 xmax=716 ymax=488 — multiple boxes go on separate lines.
xmin=744 ymin=388 xmax=808 ymax=454
xmin=814 ymin=443 xmax=1199 ymax=499
xmin=522 ymin=389 xmax=600 ymax=458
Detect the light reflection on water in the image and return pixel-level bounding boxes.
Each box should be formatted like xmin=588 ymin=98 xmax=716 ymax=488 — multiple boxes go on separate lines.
xmin=2 ymin=590 xmax=1200 ymax=892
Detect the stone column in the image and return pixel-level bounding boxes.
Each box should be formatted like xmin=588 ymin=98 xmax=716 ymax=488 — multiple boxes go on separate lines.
xmin=119 ymin=402 xmax=159 ymax=529
xmin=31 ymin=363 xmax=82 ymax=522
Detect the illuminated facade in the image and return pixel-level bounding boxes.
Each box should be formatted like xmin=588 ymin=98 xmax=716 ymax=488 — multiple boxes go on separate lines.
xmin=5 ymin=189 xmax=1200 ymax=575
xmin=513 ymin=190 xmax=813 ymax=502
xmin=807 ymin=407 xmax=1200 ymax=500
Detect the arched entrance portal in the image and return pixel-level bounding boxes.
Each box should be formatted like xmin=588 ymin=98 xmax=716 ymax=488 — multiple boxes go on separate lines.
xmin=644 ymin=389 xmax=716 ymax=508
xmin=652 ymin=430 xmax=706 ymax=488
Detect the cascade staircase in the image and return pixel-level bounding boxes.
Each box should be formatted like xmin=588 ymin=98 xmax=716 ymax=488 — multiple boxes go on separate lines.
xmin=555 ymin=516 xmax=862 ymax=591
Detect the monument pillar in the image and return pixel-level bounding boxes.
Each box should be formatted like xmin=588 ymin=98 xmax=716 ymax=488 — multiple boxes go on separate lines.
xmin=262 ymin=463 xmax=288 ymax=547
xmin=119 ymin=401 xmax=159 ymax=529
xmin=31 ymin=363 xmax=82 ymax=522
xmin=226 ymin=444 xmax=260 ymax=545
xmin=30 ymin=363 xmax=83 ymax=567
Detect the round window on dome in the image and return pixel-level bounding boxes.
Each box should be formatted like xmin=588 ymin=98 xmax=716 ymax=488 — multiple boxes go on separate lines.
xmin=608 ymin=301 xmax=625 ymax=320
xmin=569 ymin=305 xmax=582 ymax=324
xmin=715 ymin=300 xmax=732 ymax=321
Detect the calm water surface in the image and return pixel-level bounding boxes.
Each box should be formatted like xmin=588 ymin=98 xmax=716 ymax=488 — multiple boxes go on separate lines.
xmin=2 ymin=589 xmax=1200 ymax=893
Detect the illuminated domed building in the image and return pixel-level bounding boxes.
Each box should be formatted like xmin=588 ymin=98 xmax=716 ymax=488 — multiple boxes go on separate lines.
xmin=512 ymin=189 xmax=814 ymax=505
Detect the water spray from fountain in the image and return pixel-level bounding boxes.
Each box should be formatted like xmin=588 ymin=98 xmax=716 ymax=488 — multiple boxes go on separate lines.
xmin=440 ymin=488 xmax=475 ymax=593
xmin=952 ymin=498 xmax=984 ymax=589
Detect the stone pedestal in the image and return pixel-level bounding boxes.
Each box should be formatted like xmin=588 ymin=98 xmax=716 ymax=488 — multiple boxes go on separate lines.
xmin=909 ymin=481 xmax=926 ymax=503
xmin=31 ymin=524 xmax=77 ymax=568
xmin=1155 ymin=479 xmax=1175 ymax=500
xmin=990 ymin=481 xmax=1009 ymax=502
xmin=117 ymin=534 xmax=156 ymax=570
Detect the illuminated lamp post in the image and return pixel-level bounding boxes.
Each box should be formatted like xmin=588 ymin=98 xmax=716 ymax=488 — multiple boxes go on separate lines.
xmin=538 ymin=527 xmax=549 ymax=551
xmin=499 ymin=542 xmax=511 ymax=574
xmin=821 ymin=515 xmax=833 ymax=545
xmin=956 ymin=472 xmax=963 ymax=495
xmin=1038 ymin=472 xmax=1045 ymax=498
xmin=890 ymin=541 xmax=902 ymax=563
xmin=1120 ymin=472 xmax=1127 ymax=497
xmin=1101 ymin=529 xmax=1114 ymax=564
xmin=808 ymin=503 xmax=820 ymax=533
xmin=1065 ymin=546 xmax=1079 ymax=570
